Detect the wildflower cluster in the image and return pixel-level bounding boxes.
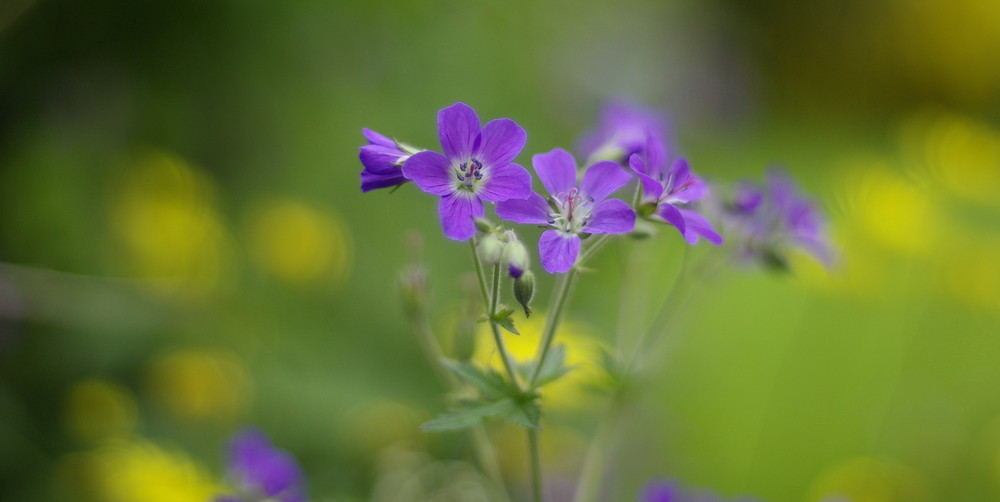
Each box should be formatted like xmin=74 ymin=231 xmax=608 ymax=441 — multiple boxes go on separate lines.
xmin=357 ymin=100 xmax=833 ymax=502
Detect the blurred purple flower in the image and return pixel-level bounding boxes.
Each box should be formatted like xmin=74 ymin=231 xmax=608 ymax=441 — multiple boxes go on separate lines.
xmin=641 ymin=480 xmax=759 ymax=502
xmin=359 ymin=128 xmax=415 ymax=192
xmin=402 ymin=103 xmax=532 ymax=241
xmin=628 ymin=131 xmax=722 ymax=245
xmin=496 ymin=148 xmax=635 ymax=273
xmin=726 ymin=170 xmax=833 ymax=268
xmin=577 ymin=100 xmax=670 ymax=163
xmin=216 ymin=427 xmax=307 ymax=502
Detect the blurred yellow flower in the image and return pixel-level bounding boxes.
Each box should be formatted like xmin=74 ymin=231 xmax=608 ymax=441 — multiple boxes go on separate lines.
xmin=246 ymin=199 xmax=352 ymax=286
xmin=342 ymin=400 xmax=429 ymax=456
xmin=808 ymin=456 xmax=930 ymax=502
xmin=144 ymin=348 xmax=250 ymax=422
xmin=63 ymin=379 xmax=138 ymax=445
xmin=109 ymin=150 xmax=233 ymax=297
xmin=474 ymin=314 xmax=604 ymax=411
xmin=58 ymin=439 xmax=220 ymax=502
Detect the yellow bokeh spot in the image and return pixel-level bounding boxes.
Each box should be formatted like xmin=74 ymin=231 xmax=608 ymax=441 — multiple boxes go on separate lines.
xmin=144 ymin=348 xmax=250 ymax=422
xmin=473 ymin=314 xmax=605 ymax=411
xmin=247 ymin=199 xmax=352 ymax=286
xmin=109 ymin=150 xmax=232 ymax=296
xmin=901 ymin=111 xmax=1000 ymax=206
xmin=58 ymin=439 xmax=220 ymax=502
xmin=808 ymin=457 xmax=930 ymax=502
xmin=64 ymin=379 xmax=138 ymax=444
xmin=843 ymin=163 xmax=940 ymax=254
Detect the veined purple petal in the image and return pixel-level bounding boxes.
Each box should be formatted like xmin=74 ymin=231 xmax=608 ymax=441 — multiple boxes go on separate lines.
xmin=479 ymin=163 xmax=532 ymax=202
xmin=359 ymin=144 xmax=405 ymax=174
xmin=664 ymin=158 xmax=707 ymax=203
xmin=584 ymin=198 xmax=635 ymax=234
xmin=476 ymin=118 xmax=526 ymax=168
xmin=363 ymin=128 xmax=396 ymax=148
xmin=533 ymin=148 xmax=578 ymax=196
xmin=439 ymin=192 xmax=484 ymax=241
xmin=496 ymin=191 xmax=551 ymax=224
xmin=657 ymin=203 xmax=687 ymax=236
xmin=438 ymin=103 xmax=480 ymax=160
xmin=678 ymin=208 xmax=722 ymax=245
xmin=361 ymin=169 xmax=407 ymax=192
xmin=580 ymin=160 xmax=632 ymax=202
xmin=402 ymin=151 xmax=453 ymax=196
xmin=538 ymin=230 xmax=581 ymax=274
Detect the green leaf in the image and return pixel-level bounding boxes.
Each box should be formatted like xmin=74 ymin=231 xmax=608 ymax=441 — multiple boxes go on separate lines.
xmin=533 ymin=344 xmax=573 ymax=387
xmin=441 ymin=359 xmax=509 ymax=399
xmin=506 ymin=399 xmax=541 ymax=429
xmin=420 ymin=399 xmax=514 ymax=431
xmin=493 ymin=310 xmax=521 ymax=335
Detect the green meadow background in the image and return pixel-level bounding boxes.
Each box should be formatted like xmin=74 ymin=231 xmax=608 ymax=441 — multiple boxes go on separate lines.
xmin=2 ymin=1 xmax=999 ymax=501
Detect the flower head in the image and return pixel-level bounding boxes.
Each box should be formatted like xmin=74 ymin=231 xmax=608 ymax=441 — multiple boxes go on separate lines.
xmin=402 ymin=103 xmax=532 ymax=241
xmin=496 ymin=148 xmax=635 ymax=273
xmin=215 ymin=427 xmax=307 ymax=502
xmin=578 ymin=100 xmax=670 ymax=163
xmin=725 ymin=170 xmax=833 ymax=268
xmin=628 ymin=131 xmax=722 ymax=245
xmin=359 ymin=128 xmax=417 ymax=192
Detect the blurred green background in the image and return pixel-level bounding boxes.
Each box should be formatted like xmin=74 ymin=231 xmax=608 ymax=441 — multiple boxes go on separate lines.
xmin=2 ymin=0 xmax=999 ymax=501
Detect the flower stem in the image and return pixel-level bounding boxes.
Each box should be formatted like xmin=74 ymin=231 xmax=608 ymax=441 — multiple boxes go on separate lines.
xmin=470 ymin=239 xmax=521 ymax=387
xmin=529 ymin=269 xmax=577 ymax=387
xmin=528 ymin=428 xmax=544 ymax=502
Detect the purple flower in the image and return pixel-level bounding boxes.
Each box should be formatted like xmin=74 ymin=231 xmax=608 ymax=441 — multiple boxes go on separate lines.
xmin=359 ymin=128 xmax=417 ymax=192
xmin=577 ymin=100 xmax=670 ymax=163
xmin=628 ymin=131 xmax=722 ymax=245
xmin=726 ymin=170 xmax=832 ymax=267
xmin=402 ymin=103 xmax=532 ymax=241
xmin=215 ymin=427 xmax=307 ymax=502
xmin=496 ymin=148 xmax=635 ymax=273
xmin=641 ymin=480 xmax=759 ymax=502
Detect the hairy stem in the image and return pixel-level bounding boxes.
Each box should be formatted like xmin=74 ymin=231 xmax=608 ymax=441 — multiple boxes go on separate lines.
xmin=470 ymin=239 xmax=521 ymax=387
xmin=529 ymin=428 xmax=544 ymax=502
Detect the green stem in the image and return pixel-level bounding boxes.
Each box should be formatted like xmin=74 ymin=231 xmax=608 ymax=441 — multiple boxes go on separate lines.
xmin=528 ymin=428 xmax=544 ymax=502
xmin=470 ymin=239 xmax=521 ymax=387
xmin=570 ymin=397 xmax=625 ymax=502
xmin=575 ymin=234 xmax=613 ymax=267
xmin=529 ymin=268 xmax=577 ymax=387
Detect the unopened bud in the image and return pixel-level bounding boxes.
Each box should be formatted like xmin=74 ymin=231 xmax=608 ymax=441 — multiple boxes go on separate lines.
xmin=478 ymin=233 xmax=505 ymax=264
xmin=513 ymin=270 xmax=535 ymax=318
xmin=474 ymin=218 xmax=494 ymax=234
xmin=503 ymin=231 xmax=530 ymax=278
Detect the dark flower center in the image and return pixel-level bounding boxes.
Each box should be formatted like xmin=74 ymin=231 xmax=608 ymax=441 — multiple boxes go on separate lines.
xmin=456 ymin=158 xmax=484 ymax=189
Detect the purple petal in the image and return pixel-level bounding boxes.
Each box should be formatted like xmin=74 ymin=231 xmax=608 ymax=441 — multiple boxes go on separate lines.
xmin=657 ymin=203 xmax=687 ymax=236
xmin=644 ymin=130 xmax=668 ymax=178
xmin=496 ymin=191 xmax=551 ymax=224
xmin=641 ymin=480 xmax=681 ymax=502
xmin=402 ymin=151 xmax=453 ymax=196
xmin=628 ymin=153 xmax=646 ymax=176
xmin=439 ymin=193 xmax=484 ymax=241
xmin=538 ymin=230 xmax=581 ymax=274
xmin=438 ymin=102 xmax=480 ymax=160
xmin=664 ymin=158 xmax=707 ymax=203
xmin=479 ymin=163 xmax=532 ymax=202
xmin=583 ymin=198 xmax=635 ymax=234
xmin=476 ymin=118 xmax=526 ymax=168
xmin=359 ymin=144 xmax=405 ymax=174
xmin=580 ymin=160 xmax=632 ymax=202
xmin=363 ymin=128 xmax=396 ymax=148
xmin=533 ymin=148 xmax=578 ymax=196
xmin=678 ymin=208 xmax=722 ymax=245
xmin=228 ymin=428 xmax=305 ymax=501
xmin=361 ymin=168 xmax=407 ymax=192
xmin=636 ymin=172 xmax=665 ymax=202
